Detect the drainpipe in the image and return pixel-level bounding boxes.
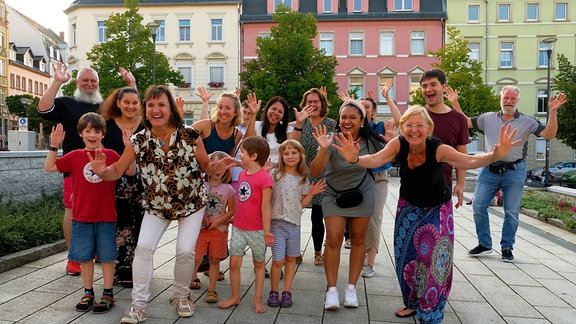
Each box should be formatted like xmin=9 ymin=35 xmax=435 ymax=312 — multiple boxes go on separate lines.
xmin=485 ymin=0 xmax=488 ymax=85
xmin=238 ymin=1 xmax=242 ymax=90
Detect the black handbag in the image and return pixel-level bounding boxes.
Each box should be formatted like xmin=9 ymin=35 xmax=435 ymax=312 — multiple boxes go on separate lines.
xmin=327 ymin=171 xmax=368 ymax=208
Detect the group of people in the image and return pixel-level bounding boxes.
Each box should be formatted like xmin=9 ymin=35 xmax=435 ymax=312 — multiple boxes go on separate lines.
xmin=39 ymin=62 xmax=567 ymax=324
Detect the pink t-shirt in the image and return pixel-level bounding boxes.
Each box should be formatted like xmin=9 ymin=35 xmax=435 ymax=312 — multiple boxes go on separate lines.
xmin=233 ymin=168 xmax=273 ymax=231
xmin=55 ymin=149 xmax=119 ymax=222
xmin=205 ymin=182 xmax=235 ymax=232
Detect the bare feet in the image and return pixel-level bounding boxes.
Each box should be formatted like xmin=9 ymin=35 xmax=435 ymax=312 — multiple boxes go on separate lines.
xmin=254 ymin=301 xmax=266 ymax=314
xmin=395 ymin=306 xmax=416 ymax=318
xmin=217 ymin=297 xmax=240 ymax=309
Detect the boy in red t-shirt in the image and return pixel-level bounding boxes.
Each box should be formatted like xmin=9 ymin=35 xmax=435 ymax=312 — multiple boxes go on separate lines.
xmin=45 ymin=112 xmax=133 ymax=314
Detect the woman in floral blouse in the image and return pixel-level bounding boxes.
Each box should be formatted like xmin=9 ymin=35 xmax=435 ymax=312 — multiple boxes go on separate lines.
xmin=90 ymin=85 xmax=235 ymax=323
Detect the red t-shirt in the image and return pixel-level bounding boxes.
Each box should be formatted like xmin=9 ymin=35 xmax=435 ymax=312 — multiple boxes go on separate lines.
xmin=233 ymin=168 xmax=273 ymax=231
xmin=55 ymin=149 xmax=119 ymax=222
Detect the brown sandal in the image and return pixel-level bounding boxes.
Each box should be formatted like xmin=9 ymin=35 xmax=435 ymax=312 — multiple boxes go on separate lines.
xmin=205 ymin=290 xmax=219 ymax=303
xmin=190 ymin=278 xmax=201 ymax=290
xmin=314 ymin=253 xmax=324 ymax=266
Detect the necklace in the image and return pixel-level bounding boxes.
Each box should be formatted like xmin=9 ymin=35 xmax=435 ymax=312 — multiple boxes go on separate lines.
xmin=151 ymin=128 xmax=172 ymax=147
xmin=121 ymin=117 xmax=139 ymax=132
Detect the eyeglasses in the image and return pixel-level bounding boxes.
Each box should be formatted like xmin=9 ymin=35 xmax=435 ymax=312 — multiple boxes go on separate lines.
xmin=404 ymin=123 xmax=428 ymax=130
xmin=306 ymin=100 xmax=320 ymax=105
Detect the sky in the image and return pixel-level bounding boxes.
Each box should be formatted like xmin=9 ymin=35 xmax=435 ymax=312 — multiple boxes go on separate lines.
xmin=6 ymin=0 xmax=70 ymax=37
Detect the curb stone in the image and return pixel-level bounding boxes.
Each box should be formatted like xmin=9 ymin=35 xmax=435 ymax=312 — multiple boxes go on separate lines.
xmin=0 ymin=240 xmax=66 ymax=273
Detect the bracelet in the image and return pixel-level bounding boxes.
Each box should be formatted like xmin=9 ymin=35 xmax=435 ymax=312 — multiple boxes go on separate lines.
xmin=293 ymin=126 xmax=303 ymax=132
xmin=351 ymin=156 xmax=359 ymax=164
xmin=48 ymin=147 xmax=59 ymax=152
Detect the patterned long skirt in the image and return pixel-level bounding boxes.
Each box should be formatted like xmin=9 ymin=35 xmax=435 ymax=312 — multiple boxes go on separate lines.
xmin=394 ymin=197 xmax=454 ymax=324
xmin=114 ymin=174 xmax=145 ymax=286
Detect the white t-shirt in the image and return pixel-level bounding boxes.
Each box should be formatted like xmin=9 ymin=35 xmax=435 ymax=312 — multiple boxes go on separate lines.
xmin=271 ymin=173 xmax=310 ymax=226
xmin=255 ymin=121 xmax=293 ymax=164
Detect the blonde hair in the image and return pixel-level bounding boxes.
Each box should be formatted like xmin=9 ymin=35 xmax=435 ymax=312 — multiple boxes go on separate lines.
xmin=273 ymin=140 xmax=308 ymax=185
xmin=399 ymin=105 xmax=434 ymax=137
xmin=208 ymin=151 xmax=232 ymax=184
xmin=210 ymin=92 xmax=241 ymax=126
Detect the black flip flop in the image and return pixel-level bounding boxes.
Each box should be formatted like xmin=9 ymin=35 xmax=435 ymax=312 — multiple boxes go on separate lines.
xmin=395 ymin=307 xmax=416 ymax=318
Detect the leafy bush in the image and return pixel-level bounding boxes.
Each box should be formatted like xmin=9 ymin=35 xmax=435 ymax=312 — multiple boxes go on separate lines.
xmin=522 ymin=191 xmax=576 ymax=230
xmin=0 ymin=193 xmax=64 ymax=256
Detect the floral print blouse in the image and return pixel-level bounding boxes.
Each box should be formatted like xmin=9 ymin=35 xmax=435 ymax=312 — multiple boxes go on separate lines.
xmin=132 ymin=125 xmax=207 ymax=220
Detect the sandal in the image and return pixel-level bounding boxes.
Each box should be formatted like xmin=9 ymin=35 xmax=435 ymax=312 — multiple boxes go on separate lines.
xmin=205 ymin=290 xmax=219 ymax=303
xmin=217 ymin=271 xmax=225 ymax=281
xmin=93 ymin=295 xmax=115 ymax=314
xmin=190 ymin=278 xmax=201 ymax=290
xmin=75 ymin=293 xmax=95 ymax=312
xmin=314 ymin=253 xmax=324 ymax=266
xmin=395 ymin=307 xmax=416 ymax=318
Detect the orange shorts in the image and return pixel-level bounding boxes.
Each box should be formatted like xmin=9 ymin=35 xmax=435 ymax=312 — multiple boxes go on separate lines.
xmin=195 ymin=228 xmax=228 ymax=259
xmin=63 ymin=176 xmax=73 ymax=208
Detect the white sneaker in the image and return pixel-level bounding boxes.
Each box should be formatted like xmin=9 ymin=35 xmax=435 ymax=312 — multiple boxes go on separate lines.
xmin=324 ymin=290 xmax=340 ymax=310
xmin=120 ymin=306 xmax=147 ymax=323
xmin=344 ymin=287 xmax=359 ymax=308
xmin=170 ymin=297 xmax=195 ymax=317
xmin=362 ymin=264 xmax=375 ymax=278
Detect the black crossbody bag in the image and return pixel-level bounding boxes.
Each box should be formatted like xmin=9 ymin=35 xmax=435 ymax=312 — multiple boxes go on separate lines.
xmin=326 ymin=171 xmax=368 ymax=208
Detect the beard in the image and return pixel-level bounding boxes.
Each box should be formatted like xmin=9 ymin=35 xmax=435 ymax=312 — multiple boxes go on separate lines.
xmin=501 ymin=104 xmax=517 ymax=116
xmin=74 ymin=88 xmax=103 ymax=105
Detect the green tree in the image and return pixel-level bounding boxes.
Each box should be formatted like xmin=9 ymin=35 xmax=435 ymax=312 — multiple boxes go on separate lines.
xmin=239 ymin=4 xmax=339 ymax=119
xmin=65 ymin=0 xmax=183 ymax=97
xmin=411 ymin=27 xmax=500 ymax=118
xmin=553 ymin=54 xmax=576 ymax=149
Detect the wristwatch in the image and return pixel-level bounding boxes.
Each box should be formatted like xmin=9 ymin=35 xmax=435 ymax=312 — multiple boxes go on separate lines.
xmin=48 ymin=147 xmax=59 ymax=152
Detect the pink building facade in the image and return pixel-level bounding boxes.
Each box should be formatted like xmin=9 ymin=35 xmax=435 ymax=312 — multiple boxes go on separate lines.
xmin=241 ymin=0 xmax=446 ymax=115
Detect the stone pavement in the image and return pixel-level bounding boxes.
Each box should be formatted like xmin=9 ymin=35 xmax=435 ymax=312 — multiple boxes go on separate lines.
xmin=1 ymin=176 xmax=575 ymax=323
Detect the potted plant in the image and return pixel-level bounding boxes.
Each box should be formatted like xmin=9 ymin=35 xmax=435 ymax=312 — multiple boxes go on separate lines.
xmin=178 ymin=82 xmax=191 ymax=88
xmin=208 ymin=81 xmax=224 ymax=88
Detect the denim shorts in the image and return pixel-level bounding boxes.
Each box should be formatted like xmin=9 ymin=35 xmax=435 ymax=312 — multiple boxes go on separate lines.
xmin=69 ymin=221 xmax=118 ymax=263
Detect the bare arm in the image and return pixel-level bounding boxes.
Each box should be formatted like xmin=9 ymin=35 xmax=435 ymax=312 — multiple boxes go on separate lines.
xmin=196 ymin=86 xmax=214 ymax=120
xmin=89 ymin=144 xmax=137 ymax=181
xmin=300 ymin=179 xmax=326 ymax=208
xmin=119 ymin=67 xmax=136 ymax=88
xmin=381 ymin=79 xmax=400 ymax=126
xmin=437 ymin=124 xmax=521 ymax=170
xmin=262 ymin=187 xmax=275 ymax=247
xmin=453 ymin=144 xmax=467 ymax=209
xmin=243 ymin=92 xmax=260 ymax=138
xmin=333 ymin=132 xmax=400 ymax=169
xmin=445 ymin=86 xmax=472 ymax=128
xmin=39 ymin=63 xmax=70 ymax=112
xmin=309 ymin=125 xmax=333 ymax=177
xmin=45 ymin=124 xmax=65 ymax=172
xmin=538 ymin=93 xmax=566 ymax=139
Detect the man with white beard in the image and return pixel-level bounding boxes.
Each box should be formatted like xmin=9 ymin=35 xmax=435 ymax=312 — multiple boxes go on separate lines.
xmin=38 ymin=62 xmax=135 ymax=275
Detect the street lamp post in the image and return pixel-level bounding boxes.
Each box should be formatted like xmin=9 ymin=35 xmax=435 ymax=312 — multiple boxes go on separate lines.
xmin=147 ymin=21 xmax=160 ymax=85
xmin=540 ymin=37 xmax=557 ymax=187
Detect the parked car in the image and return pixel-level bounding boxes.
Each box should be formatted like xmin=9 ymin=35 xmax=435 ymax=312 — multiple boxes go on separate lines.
xmin=561 ymin=170 xmax=576 ymax=188
xmin=527 ymin=162 xmax=562 ymax=182
xmin=527 ymin=162 xmax=576 ymax=183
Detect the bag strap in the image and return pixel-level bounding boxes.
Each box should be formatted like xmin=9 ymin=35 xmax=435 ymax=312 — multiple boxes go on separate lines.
xmin=326 ymin=170 xmax=368 ymax=193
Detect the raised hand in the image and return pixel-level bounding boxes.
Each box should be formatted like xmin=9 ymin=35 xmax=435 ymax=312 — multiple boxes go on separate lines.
xmin=195 ymin=86 xmax=214 ymax=102
xmin=366 ymin=89 xmax=375 ymax=100
xmin=175 ymin=97 xmax=185 ymax=118
xmin=319 ymin=86 xmax=328 ymax=98
xmin=52 ymin=62 xmax=70 ymax=84
xmin=549 ymin=92 xmax=567 ymax=113
xmin=87 ymin=149 xmax=108 ymax=175
xmin=50 ymin=124 xmax=66 ymax=148
xmin=333 ymin=131 xmax=361 ymax=163
xmin=246 ymin=92 xmax=261 ymax=115
xmin=312 ymin=125 xmax=334 ymax=149
xmin=444 ymin=86 xmax=459 ymax=104
xmin=119 ymin=67 xmax=136 ymax=87
xmin=293 ymin=105 xmax=313 ymax=124
xmin=381 ymin=119 xmax=397 ymax=143
xmin=380 ymin=78 xmax=394 ymax=99
xmin=338 ymin=90 xmax=353 ymax=101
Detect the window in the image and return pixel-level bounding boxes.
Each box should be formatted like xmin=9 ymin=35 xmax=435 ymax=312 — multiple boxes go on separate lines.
xmin=348 ymin=76 xmax=364 ymax=99
xmin=211 ymin=19 xmax=223 ymax=41
xmin=16 ymin=76 xmax=20 ymax=90
xmin=97 ymin=21 xmax=107 ymax=43
xmin=179 ymin=19 xmax=191 ymax=42
xmin=498 ymin=4 xmax=510 ymax=22
xmin=411 ymin=31 xmax=425 ymax=55
xmin=526 ymin=3 xmax=539 ymax=21
xmin=394 ymin=0 xmax=413 ymax=11
xmin=0 ymin=59 xmax=4 ymax=77
xmin=353 ymin=0 xmax=362 ymax=12
xmin=535 ymin=138 xmax=545 ymax=160
xmin=467 ymin=43 xmax=480 ymax=62
xmin=468 ymin=5 xmax=480 ymax=22
xmin=349 ymin=32 xmax=364 ymax=56
xmin=260 ymin=32 xmax=271 ymax=39
xmin=28 ymin=79 xmax=32 ymax=93
xmin=319 ymin=33 xmax=334 ymax=56
xmin=499 ymin=42 xmax=514 ymax=68
xmin=538 ymin=42 xmax=551 ymax=68
xmin=71 ymin=23 xmax=76 ymax=45
xmin=156 ymin=20 xmax=166 ymax=42
xmin=537 ymin=89 xmax=548 ymax=114
xmin=555 ymin=2 xmax=567 ymax=20
xmin=274 ymin=0 xmax=292 ymax=11
xmin=176 ymin=63 xmax=193 ymax=85
xmin=209 ymin=64 xmax=224 ymax=84
xmin=10 ymin=74 xmax=14 ymax=88
xmin=22 ymin=77 xmax=26 ymax=91
xmin=323 ymin=0 xmax=332 ymax=12
xmin=379 ymin=32 xmax=394 ymax=56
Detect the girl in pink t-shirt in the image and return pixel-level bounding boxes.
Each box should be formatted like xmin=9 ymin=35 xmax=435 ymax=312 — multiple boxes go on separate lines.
xmin=189 ymin=151 xmax=235 ymax=304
